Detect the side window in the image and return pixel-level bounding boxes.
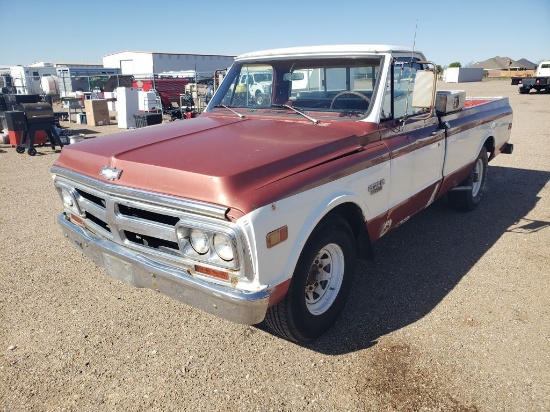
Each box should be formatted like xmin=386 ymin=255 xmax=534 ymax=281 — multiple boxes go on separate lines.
xmin=382 ymin=59 xmax=424 ymax=120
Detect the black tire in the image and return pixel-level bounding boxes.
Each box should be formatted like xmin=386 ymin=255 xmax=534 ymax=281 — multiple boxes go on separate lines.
xmin=27 ymin=147 xmax=37 ymax=156
xmin=255 ymin=92 xmax=266 ymax=106
xmin=15 ymin=146 xmax=25 ymax=154
xmin=448 ymin=149 xmax=488 ymax=211
xmin=265 ymin=215 xmax=356 ymax=342
xmin=519 ymin=87 xmax=530 ymax=94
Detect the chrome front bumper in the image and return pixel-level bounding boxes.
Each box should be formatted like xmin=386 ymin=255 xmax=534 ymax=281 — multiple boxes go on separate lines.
xmin=57 ymin=214 xmax=269 ymax=325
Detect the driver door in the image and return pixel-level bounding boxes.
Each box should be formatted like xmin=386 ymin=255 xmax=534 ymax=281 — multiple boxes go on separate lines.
xmin=380 ymin=59 xmax=445 ymax=227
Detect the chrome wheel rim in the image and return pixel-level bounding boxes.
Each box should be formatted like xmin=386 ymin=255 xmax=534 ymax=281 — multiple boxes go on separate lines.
xmin=472 ymin=158 xmax=484 ymax=197
xmin=305 ymin=243 xmax=345 ymax=315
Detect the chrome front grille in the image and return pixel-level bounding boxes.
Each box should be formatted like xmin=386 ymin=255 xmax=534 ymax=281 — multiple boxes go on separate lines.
xmin=52 ymin=167 xmax=230 ymax=265
xmin=72 ymin=183 xmax=185 ymax=258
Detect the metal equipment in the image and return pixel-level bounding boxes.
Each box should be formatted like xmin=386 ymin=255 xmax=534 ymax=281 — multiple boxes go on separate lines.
xmin=14 ymin=102 xmax=64 ymax=156
xmin=0 ymin=94 xmax=41 ymax=111
xmin=133 ymin=113 xmax=163 ymax=128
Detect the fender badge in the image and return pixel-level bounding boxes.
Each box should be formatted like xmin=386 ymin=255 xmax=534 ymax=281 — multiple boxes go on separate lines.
xmin=100 ymin=166 xmax=122 ymax=180
xmin=368 ymin=179 xmax=385 ymax=195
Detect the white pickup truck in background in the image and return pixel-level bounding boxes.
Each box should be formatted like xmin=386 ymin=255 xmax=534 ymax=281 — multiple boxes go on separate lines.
xmin=237 ymin=71 xmax=273 ymax=104
xmin=518 ymin=60 xmax=550 ymax=94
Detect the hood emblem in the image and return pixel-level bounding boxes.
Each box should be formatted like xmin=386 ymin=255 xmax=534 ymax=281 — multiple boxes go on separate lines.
xmin=100 ymin=166 xmax=123 ymax=180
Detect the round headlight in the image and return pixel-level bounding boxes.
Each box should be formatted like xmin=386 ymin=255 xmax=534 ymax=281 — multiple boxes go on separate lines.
xmin=213 ymin=234 xmax=234 ymax=261
xmin=189 ymin=229 xmax=209 ymax=255
xmin=61 ymin=190 xmax=74 ymax=208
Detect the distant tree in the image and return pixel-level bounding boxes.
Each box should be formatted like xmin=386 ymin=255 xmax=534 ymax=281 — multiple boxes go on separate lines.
xmin=436 ymin=65 xmax=444 ymax=80
xmin=449 ymin=62 xmax=462 ymax=68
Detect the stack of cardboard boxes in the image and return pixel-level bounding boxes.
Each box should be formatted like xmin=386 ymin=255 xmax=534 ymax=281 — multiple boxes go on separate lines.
xmin=84 ymin=100 xmax=110 ymax=126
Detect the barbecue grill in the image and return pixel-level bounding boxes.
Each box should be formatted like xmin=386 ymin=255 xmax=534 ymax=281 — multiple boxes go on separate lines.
xmin=15 ymin=102 xmax=63 ymax=156
xmin=0 ymin=94 xmax=41 ymax=111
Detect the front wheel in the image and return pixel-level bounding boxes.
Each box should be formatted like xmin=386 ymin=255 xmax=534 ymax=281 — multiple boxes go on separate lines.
xmin=448 ymin=149 xmax=488 ymax=211
xmin=255 ymin=92 xmax=267 ymax=106
xmin=265 ymin=216 xmax=356 ymax=342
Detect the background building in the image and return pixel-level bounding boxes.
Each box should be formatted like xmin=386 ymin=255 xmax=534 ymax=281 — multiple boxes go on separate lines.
xmin=468 ymin=56 xmax=537 ymax=78
xmin=102 ymin=51 xmax=235 ymax=78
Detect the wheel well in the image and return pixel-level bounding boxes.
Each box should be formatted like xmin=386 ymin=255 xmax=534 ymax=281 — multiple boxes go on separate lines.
xmin=324 ymin=202 xmax=374 ymax=261
xmin=484 ymin=136 xmax=496 ymax=161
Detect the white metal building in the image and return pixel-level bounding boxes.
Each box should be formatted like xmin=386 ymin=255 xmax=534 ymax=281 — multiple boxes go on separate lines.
xmin=102 ymin=51 xmax=235 ymax=77
xmin=443 ymin=67 xmax=484 ymax=83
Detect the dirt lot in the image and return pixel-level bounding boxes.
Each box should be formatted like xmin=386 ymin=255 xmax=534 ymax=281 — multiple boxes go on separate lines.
xmin=1 ymin=80 xmax=548 ymax=411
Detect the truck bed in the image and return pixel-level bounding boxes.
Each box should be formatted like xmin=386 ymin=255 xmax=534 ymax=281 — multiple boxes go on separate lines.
xmin=463 ymin=97 xmax=505 ymax=108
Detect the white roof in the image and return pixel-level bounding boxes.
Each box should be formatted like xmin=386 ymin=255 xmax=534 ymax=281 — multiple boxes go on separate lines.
xmin=236 ymin=44 xmax=417 ymax=61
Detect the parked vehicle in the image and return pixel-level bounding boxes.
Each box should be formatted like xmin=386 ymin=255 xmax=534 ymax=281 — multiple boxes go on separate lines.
xmin=517 ymin=60 xmax=550 ymax=93
xmin=236 ymin=71 xmax=273 ymax=105
xmin=51 ymin=45 xmax=513 ymax=342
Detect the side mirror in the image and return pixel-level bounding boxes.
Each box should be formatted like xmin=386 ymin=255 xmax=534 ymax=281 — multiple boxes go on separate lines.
xmin=283 ymin=72 xmax=305 ymax=81
xmin=411 ymin=62 xmax=437 ymax=119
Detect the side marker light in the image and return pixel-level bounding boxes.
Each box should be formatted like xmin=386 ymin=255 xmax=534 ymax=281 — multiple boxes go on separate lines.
xmin=266 ymin=226 xmax=288 ymax=249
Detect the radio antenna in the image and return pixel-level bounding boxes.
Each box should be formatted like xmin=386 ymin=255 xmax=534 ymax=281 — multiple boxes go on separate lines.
xmin=411 ymin=18 xmax=418 ymax=60
xmin=404 ymin=18 xmax=419 ymax=118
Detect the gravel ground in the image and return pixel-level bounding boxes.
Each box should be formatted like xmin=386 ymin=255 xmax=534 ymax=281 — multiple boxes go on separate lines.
xmin=1 ymin=79 xmax=548 ymax=411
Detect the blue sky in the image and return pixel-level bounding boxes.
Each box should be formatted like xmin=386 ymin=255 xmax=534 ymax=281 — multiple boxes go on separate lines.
xmin=1 ymin=0 xmax=548 ymax=67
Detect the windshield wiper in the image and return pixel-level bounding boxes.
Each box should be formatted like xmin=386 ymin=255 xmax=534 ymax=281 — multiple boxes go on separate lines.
xmin=213 ymin=104 xmax=245 ymax=119
xmin=270 ymin=104 xmax=318 ymax=125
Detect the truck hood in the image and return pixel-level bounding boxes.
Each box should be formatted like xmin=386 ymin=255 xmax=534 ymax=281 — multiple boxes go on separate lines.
xmin=53 ymin=115 xmax=374 ymax=212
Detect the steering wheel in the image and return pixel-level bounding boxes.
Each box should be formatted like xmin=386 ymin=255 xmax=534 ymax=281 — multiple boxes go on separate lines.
xmin=330 ymin=91 xmax=370 ymax=109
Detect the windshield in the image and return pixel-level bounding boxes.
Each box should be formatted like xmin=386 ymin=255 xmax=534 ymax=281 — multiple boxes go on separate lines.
xmin=206 ymin=57 xmax=383 ymax=119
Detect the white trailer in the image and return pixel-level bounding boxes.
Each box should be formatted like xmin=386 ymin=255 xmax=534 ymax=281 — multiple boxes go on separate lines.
xmin=443 ymin=67 xmax=484 ymax=83
xmin=9 ymin=65 xmax=57 ymax=94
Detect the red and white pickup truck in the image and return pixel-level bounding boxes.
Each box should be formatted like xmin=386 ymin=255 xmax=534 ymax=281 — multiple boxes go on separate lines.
xmin=52 ymin=45 xmax=513 ymax=342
